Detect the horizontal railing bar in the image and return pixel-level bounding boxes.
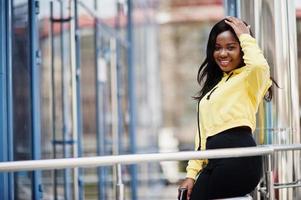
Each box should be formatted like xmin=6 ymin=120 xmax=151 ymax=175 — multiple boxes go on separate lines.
xmin=260 ymin=183 xmax=301 ymax=190
xmin=263 ymin=144 xmax=301 ymax=151
xmin=275 ymin=179 xmax=301 ymax=186
xmin=274 ymin=184 xmax=301 ymax=189
xmin=0 ymin=146 xmax=274 ymax=172
xmin=0 ymin=144 xmax=300 ymax=173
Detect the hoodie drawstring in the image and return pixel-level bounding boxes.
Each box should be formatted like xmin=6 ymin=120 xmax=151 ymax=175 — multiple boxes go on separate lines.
xmin=206 ymin=72 xmax=234 ymax=100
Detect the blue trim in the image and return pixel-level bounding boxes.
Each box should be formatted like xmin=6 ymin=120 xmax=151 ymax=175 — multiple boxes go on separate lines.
xmin=0 ymin=0 xmax=10 ymax=199
xmin=0 ymin=0 xmax=14 ymax=199
xmin=74 ymin=0 xmax=84 ymax=199
xmin=127 ymin=0 xmax=138 ymax=199
xmin=29 ymin=0 xmax=42 ymax=199
xmin=6 ymin=0 xmax=14 ymax=198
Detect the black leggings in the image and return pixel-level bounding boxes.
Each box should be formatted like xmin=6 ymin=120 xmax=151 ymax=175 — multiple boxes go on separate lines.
xmin=190 ymin=127 xmax=262 ymax=200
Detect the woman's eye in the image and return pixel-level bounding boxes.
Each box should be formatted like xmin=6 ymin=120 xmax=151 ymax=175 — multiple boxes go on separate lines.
xmin=214 ymin=46 xmax=221 ymax=51
xmin=227 ymin=46 xmax=235 ymax=50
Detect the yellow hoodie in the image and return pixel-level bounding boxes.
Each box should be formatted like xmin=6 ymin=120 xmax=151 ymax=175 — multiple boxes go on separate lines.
xmin=186 ymin=34 xmax=272 ymax=179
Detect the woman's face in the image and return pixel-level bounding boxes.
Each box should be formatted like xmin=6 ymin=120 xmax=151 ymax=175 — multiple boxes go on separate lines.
xmin=213 ymin=30 xmax=242 ymax=73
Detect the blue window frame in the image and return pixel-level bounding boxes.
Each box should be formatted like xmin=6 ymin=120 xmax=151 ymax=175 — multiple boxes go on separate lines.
xmin=0 ymin=0 xmax=14 ymax=199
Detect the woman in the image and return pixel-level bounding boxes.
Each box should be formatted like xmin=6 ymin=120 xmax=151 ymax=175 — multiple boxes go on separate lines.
xmin=179 ymin=17 xmax=274 ymax=200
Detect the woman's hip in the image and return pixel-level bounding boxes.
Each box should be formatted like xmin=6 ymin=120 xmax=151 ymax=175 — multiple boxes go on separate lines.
xmin=206 ymin=126 xmax=256 ymax=150
xmin=205 ymin=126 xmax=262 ymax=174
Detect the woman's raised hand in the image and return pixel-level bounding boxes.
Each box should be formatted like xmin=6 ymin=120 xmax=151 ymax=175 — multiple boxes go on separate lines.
xmin=225 ymin=16 xmax=250 ymax=37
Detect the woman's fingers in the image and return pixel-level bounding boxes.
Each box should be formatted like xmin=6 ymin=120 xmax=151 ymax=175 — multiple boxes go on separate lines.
xmin=225 ymin=16 xmax=250 ymax=36
xmin=225 ymin=16 xmax=240 ymax=26
xmin=178 ymin=178 xmax=195 ymax=200
xmin=225 ymin=16 xmax=245 ymax=27
xmin=187 ymin=187 xmax=193 ymax=200
xmin=226 ymin=16 xmax=237 ymax=22
xmin=224 ymin=18 xmax=234 ymax=26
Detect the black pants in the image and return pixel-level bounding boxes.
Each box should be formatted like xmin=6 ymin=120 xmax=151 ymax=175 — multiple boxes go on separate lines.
xmin=190 ymin=127 xmax=262 ymax=200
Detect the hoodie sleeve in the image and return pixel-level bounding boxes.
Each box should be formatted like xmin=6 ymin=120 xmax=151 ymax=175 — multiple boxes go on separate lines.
xmin=185 ymin=132 xmax=206 ymax=179
xmin=239 ymin=34 xmax=272 ymax=103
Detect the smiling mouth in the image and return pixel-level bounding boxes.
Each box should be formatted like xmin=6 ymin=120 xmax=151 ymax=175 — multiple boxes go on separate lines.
xmin=219 ymin=60 xmax=230 ymax=67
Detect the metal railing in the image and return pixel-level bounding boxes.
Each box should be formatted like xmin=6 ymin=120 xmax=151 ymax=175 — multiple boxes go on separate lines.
xmin=0 ymin=144 xmax=301 ymax=200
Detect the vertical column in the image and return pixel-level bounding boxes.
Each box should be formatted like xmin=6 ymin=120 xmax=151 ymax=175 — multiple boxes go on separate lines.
xmin=6 ymin=0 xmax=14 ymax=199
xmin=0 ymin=0 xmax=12 ymax=199
xmin=49 ymin=1 xmax=58 ymax=199
xmin=93 ymin=5 xmax=107 ymax=200
xmin=29 ymin=0 xmax=42 ymax=199
xmin=69 ymin=0 xmax=79 ymax=199
xmin=127 ymin=0 xmax=138 ymax=199
xmin=95 ymin=53 xmax=107 ymax=200
xmin=59 ymin=1 xmax=71 ymax=199
xmin=110 ymin=38 xmax=124 ymax=200
xmin=93 ymin=2 xmax=107 ymax=200
xmin=73 ymin=0 xmax=84 ymax=199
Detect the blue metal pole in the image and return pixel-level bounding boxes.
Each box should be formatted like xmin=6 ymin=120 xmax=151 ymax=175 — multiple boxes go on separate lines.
xmin=96 ymin=77 xmax=107 ymax=200
xmin=102 ymin=71 xmax=109 ymax=199
xmin=73 ymin=0 xmax=84 ymax=199
xmin=116 ymin=1 xmax=124 ymax=155
xmin=58 ymin=1 xmax=71 ymax=199
xmin=6 ymin=0 xmax=14 ymax=198
xmin=93 ymin=1 xmax=107 ymax=199
xmin=127 ymin=0 xmax=138 ymax=199
xmin=29 ymin=0 xmax=42 ymax=199
xmin=0 ymin=0 xmax=9 ymax=199
xmin=50 ymin=2 xmax=58 ymax=199
xmin=96 ymin=75 xmax=107 ymax=200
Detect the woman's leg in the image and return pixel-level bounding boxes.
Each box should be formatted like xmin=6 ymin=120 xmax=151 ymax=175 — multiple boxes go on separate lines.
xmin=208 ymin=157 xmax=262 ymax=199
xmin=190 ymin=156 xmax=261 ymax=200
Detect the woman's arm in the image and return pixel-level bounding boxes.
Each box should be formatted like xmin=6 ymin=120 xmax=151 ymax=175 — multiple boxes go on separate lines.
xmin=239 ymin=34 xmax=272 ymax=102
xmin=186 ymin=131 xmax=205 ymax=179
xmin=226 ymin=16 xmax=272 ymax=101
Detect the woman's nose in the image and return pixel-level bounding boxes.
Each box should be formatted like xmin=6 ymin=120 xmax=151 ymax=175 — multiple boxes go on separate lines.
xmin=220 ymin=49 xmax=227 ymax=57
